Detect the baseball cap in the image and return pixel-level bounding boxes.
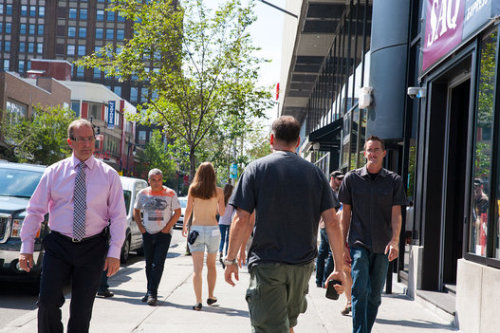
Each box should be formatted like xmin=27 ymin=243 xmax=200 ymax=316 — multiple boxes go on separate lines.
xmin=331 ymin=171 xmax=344 ymax=179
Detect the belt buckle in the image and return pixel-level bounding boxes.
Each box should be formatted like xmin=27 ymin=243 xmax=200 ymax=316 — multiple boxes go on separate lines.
xmin=72 ymin=237 xmax=81 ymax=243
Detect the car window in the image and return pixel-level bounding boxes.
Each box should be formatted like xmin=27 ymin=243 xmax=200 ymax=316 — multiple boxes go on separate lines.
xmin=179 ymin=198 xmax=187 ymax=208
xmin=123 ymin=190 xmax=131 ymax=214
xmin=0 ymin=168 xmax=43 ymax=198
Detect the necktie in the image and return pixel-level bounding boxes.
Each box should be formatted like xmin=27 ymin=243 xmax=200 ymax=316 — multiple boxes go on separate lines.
xmin=73 ymin=162 xmax=87 ymax=241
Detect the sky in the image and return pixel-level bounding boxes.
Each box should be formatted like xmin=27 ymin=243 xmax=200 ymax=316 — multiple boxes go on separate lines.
xmin=211 ymin=0 xmax=287 ymax=126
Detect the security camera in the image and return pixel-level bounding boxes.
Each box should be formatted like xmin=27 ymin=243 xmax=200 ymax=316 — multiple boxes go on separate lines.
xmin=407 ymin=87 xmax=426 ymax=99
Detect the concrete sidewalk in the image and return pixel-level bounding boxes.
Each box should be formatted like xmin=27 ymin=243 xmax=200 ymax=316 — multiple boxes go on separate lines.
xmin=2 ymin=241 xmax=458 ymax=333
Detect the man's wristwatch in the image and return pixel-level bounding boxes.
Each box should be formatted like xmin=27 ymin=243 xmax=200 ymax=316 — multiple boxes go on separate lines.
xmin=223 ymin=258 xmax=237 ymax=266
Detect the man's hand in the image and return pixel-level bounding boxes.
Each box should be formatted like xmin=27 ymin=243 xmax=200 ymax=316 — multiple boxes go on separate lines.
xmin=384 ymin=239 xmax=399 ymax=262
xmin=104 ymin=257 xmax=120 ymax=277
xmin=324 ymin=270 xmax=346 ymax=294
xmin=224 ymin=263 xmax=239 ymax=286
xmin=19 ymin=253 xmax=34 ymax=272
xmin=138 ymin=224 xmax=146 ymax=234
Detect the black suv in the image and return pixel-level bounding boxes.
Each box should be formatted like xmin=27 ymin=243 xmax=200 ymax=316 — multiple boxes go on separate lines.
xmin=0 ymin=162 xmax=48 ymax=286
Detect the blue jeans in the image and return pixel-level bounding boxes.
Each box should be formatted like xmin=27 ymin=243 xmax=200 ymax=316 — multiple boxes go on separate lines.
xmin=316 ymin=228 xmax=333 ymax=286
xmin=219 ymin=224 xmax=230 ymax=255
xmin=350 ymin=246 xmax=389 ymax=333
xmin=142 ymin=231 xmax=172 ymax=297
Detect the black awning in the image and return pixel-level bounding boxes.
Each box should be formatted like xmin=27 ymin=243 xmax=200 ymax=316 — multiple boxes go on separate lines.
xmin=308 ymin=118 xmax=342 ymax=151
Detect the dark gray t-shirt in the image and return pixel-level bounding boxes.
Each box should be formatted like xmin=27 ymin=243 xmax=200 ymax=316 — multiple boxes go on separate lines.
xmin=339 ymin=166 xmax=407 ymax=253
xmin=229 ymin=151 xmax=339 ymax=268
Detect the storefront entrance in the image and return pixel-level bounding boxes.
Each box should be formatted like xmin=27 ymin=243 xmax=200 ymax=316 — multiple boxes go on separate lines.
xmin=421 ymin=56 xmax=473 ymax=291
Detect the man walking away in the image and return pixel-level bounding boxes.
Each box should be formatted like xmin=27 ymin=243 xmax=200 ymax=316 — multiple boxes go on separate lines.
xmin=339 ymin=135 xmax=407 ymax=333
xmin=19 ymin=119 xmax=127 ymax=333
xmin=224 ymin=116 xmax=346 ymax=333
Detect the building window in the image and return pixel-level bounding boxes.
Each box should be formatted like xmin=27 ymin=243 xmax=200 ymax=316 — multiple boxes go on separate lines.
xmin=470 ymin=30 xmax=497 ymax=258
xmin=88 ymin=103 xmax=101 ymax=121
xmin=19 ymin=60 xmax=25 ymax=73
xmin=6 ymin=100 xmax=28 ymax=125
xmin=71 ymin=101 xmax=81 ymax=117
xmin=107 ymin=11 xmax=115 ymax=22
xmin=117 ymin=29 xmax=124 ymax=41
xmin=29 ymin=24 xmax=36 ymax=35
xmin=80 ymin=9 xmax=88 ymax=20
xmin=28 ymin=42 xmax=34 ymax=53
xmin=69 ymin=8 xmax=77 ymax=19
xmin=21 ymin=5 xmax=28 ymax=16
xmin=97 ymin=9 xmax=104 ymax=21
xmin=37 ymin=43 xmax=43 ymax=54
xmin=3 ymin=60 xmax=9 ymax=71
xmin=68 ymin=26 xmax=76 ymax=37
xmin=39 ymin=6 xmax=45 ymax=17
xmin=79 ymin=27 xmax=87 ymax=38
xmin=20 ymin=24 xmax=27 ymax=35
xmin=141 ymin=88 xmax=148 ymax=103
xmin=19 ymin=42 xmax=26 ymax=53
xmin=6 ymin=23 xmax=11 ymax=34
xmin=67 ymin=44 xmax=75 ymax=55
xmin=130 ymin=87 xmax=138 ymax=102
xmin=114 ymin=86 xmax=122 ymax=97
xmin=96 ymin=28 xmax=103 ymax=39
xmin=94 ymin=67 xmax=101 ymax=78
xmin=117 ymin=13 xmax=125 ymax=23
xmin=4 ymin=41 xmax=10 ymax=52
xmin=30 ymin=6 xmax=37 ymax=17
xmin=77 ymin=45 xmax=85 ymax=56
xmin=106 ymin=29 xmax=114 ymax=40
xmin=38 ymin=24 xmax=44 ymax=36
xmin=6 ymin=5 xmax=12 ymax=16
xmin=0 ymin=23 xmax=2 ymax=33
xmin=138 ymin=131 xmax=146 ymax=145
xmin=76 ymin=66 xmax=84 ymax=78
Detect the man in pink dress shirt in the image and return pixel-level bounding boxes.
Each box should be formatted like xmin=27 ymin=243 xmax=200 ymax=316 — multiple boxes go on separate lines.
xmin=19 ymin=119 xmax=127 ymax=333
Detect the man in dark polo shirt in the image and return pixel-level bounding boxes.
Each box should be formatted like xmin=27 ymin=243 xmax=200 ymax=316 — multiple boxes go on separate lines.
xmin=339 ymin=135 xmax=407 ymax=333
xmin=224 ymin=116 xmax=346 ymax=333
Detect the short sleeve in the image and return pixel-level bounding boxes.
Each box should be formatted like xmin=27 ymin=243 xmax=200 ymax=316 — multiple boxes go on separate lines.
xmin=392 ymin=175 xmax=408 ymax=206
xmin=338 ymin=173 xmax=352 ymax=205
xmin=229 ymin=165 xmax=256 ymax=214
xmin=171 ymin=192 xmax=181 ymax=210
xmin=134 ymin=190 xmax=144 ymax=209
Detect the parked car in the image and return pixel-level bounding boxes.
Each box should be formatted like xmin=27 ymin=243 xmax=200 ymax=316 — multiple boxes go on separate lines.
xmin=0 ymin=162 xmax=48 ymax=287
xmin=119 ymin=176 xmax=148 ymax=263
xmin=175 ymin=196 xmax=187 ymax=229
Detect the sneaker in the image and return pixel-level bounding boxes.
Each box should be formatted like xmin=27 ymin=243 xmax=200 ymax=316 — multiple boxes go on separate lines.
xmin=341 ymin=305 xmax=352 ymax=316
xmin=147 ymin=296 xmax=157 ymax=306
xmin=96 ymin=290 xmax=114 ymax=298
xmin=141 ymin=295 xmax=148 ymax=302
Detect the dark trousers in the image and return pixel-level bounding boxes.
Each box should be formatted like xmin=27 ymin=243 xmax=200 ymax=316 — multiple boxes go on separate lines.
xmin=316 ymin=228 xmax=334 ymax=286
xmin=142 ymin=231 xmax=172 ymax=297
xmin=38 ymin=231 xmax=107 ymax=333
xmin=98 ymin=271 xmax=109 ymax=293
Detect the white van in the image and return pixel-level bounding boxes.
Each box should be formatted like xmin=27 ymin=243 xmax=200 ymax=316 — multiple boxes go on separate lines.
xmin=120 ymin=176 xmax=148 ymax=263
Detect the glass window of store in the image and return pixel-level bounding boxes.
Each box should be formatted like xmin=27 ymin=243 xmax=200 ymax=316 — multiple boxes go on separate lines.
xmin=469 ymin=29 xmax=497 ymax=258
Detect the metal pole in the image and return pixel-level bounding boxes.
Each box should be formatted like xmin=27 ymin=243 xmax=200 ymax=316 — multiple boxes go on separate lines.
xmin=257 ymin=0 xmax=298 ymax=19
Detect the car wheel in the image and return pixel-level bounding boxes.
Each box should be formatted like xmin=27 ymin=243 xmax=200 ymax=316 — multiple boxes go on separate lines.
xmin=120 ymin=236 xmax=131 ymax=264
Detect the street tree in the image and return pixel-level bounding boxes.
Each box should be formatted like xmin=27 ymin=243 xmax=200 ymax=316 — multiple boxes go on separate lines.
xmin=0 ymin=105 xmax=76 ymax=165
xmin=134 ymin=129 xmax=177 ymax=182
xmin=77 ymin=0 xmax=271 ymax=179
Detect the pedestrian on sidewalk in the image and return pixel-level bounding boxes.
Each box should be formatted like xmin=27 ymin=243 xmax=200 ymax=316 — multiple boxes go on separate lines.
xmin=316 ymin=170 xmax=344 ymax=288
xmin=134 ymin=168 xmax=181 ymax=306
xmin=218 ymin=184 xmax=235 ymax=267
xmin=224 ymin=116 xmax=346 ymax=333
xmin=339 ymin=135 xmax=407 ymax=333
xmin=19 ymin=118 xmax=127 ymax=333
xmin=182 ymin=162 xmax=225 ymax=311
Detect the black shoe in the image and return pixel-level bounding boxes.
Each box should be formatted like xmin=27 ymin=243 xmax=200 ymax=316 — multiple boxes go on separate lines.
xmin=96 ymin=290 xmax=114 ymax=298
xmin=192 ymin=303 xmax=202 ymax=311
xmin=207 ymin=297 xmax=217 ymax=306
xmin=147 ymin=296 xmax=157 ymax=306
xmin=141 ymin=295 xmax=148 ymax=302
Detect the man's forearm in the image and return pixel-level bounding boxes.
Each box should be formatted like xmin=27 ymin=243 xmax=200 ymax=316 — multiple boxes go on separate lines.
xmin=391 ymin=206 xmax=402 ymax=242
xmin=324 ymin=208 xmax=345 ymax=272
xmin=227 ymin=211 xmax=252 ymax=260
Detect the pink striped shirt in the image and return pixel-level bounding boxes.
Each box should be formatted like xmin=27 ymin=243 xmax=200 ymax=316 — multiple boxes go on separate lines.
xmin=20 ymin=154 xmax=127 ymax=259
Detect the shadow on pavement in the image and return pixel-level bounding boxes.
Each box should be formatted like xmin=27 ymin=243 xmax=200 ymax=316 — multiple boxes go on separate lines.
xmin=375 ymin=318 xmax=457 ymax=330
xmin=162 ymin=301 xmax=249 ymax=318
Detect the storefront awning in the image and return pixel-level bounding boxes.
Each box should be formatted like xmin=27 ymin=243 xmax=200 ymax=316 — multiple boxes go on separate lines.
xmin=308 ymin=118 xmax=342 ymax=151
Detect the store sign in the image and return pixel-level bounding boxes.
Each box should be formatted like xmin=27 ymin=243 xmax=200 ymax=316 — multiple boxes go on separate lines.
xmin=422 ymin=0 xmax=500 ymax=73
xmin=230 ymin=163 xmax=238 ymax=179
xmin=107 ymin=101 xmax=116 ymax=129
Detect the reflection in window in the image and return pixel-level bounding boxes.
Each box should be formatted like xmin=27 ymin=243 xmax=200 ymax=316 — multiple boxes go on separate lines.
xmin=138 ymin=131 xmax=147 ymax=145
xmin=470 ymin=31 xmax=497 ymax=257
xmin=6 ymin=100 xmax=28 ymax=124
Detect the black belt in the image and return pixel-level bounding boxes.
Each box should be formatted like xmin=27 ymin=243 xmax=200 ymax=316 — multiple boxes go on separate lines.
xmin=52 ymin=230 xmax=104 ymax=243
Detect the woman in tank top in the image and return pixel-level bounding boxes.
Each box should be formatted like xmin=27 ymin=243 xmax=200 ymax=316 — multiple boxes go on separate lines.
xmin=182 ymin=162 xmax=225 ymax=311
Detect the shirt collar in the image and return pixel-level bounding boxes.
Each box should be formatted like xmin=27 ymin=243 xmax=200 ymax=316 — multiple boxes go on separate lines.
xmin=360 ymin=165 xmax=387 ymax=178
xmin=71 ymin=154 xmax=95 ymax=170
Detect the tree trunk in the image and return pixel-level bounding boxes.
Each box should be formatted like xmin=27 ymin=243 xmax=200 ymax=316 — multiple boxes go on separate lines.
xmin=189 ymin=146 xmax=196 ymax=181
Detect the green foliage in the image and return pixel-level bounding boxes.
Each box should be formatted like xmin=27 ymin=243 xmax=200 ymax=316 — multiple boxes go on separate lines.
xmin=76 ymin=0 xmax=272 ymax=179
xmin=134 ymin=129 xmax=177 ymax=182
xmin=1 ymin=105 xmax=76 ymax=165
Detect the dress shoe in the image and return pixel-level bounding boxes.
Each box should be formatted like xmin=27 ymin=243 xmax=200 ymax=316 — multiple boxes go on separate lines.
xmin=96 ymin=290 xmax=114 ymax=298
